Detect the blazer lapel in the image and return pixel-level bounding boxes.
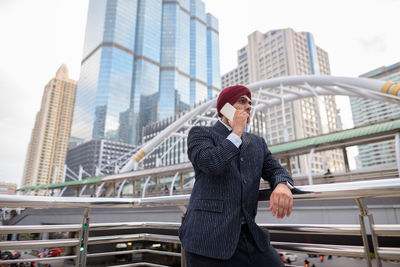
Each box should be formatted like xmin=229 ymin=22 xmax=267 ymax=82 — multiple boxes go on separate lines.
xmin=214 ymin=121 xmax=252 ymax=150
xmin=213 ymin=120 xmax=231 ymax=138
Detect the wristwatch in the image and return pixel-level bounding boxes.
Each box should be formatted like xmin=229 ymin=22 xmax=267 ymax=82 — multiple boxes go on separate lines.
xmin=280 ymin=181 xmax=294 ymax=190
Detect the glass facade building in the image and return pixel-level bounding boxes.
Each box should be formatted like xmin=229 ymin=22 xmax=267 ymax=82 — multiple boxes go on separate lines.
xmin=206 ymin=14 xmax=221 ymax=98
xmin=351 ymin=62 xmax=400 ymax=168
xmin=71 ymin=0 xmax=220 ymax=145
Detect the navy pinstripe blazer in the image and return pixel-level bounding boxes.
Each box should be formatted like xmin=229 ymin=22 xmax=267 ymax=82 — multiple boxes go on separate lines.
xmin=178 ymin=120 xmax=293 ymax=260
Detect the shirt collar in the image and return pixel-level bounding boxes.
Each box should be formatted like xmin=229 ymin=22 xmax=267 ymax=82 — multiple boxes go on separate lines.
xmin=219 ymin=119 xmax=232 ymax=131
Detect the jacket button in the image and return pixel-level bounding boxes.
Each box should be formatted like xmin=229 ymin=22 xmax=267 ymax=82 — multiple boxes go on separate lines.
xmin=240 ymin=157 xmax=244 ymax=161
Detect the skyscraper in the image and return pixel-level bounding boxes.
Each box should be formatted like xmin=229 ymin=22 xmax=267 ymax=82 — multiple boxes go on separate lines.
xmin=66 ymin=139 xmax=137 ymax=179
xmin=22 ymin=65 xmax=77 ymax=189
xmin=71 ymin=0 xmax=220 ymax=146
xmin=221 ymin=28 xmax=343 ymax=174
xmin=351 ymin=62 xmax=400 ymax=167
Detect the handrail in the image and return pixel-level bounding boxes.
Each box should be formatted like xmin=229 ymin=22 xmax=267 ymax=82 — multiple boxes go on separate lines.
xmin=0 ymin=222 xmax=365 ymax=234
xmin=373 ymin=225 xmax=400 ymax=236
xmin=262 ymin=224 xmax=361 ymax=235
xmin=89 ymin=221 xmax=180 ymax=231
xmin=112 ymin=263 xmax=169 ymax=267
xmin=0 ymin=224 xmax=81 ymax=234
xmin=291 ymin=167 xmax=398 ymax=186
xmin=17 ymin=161 xmax=398 ymax=195
xmin=272 ymin=242 xmax=366 ymax=258
xmin=0 ymin=255 xmax=78 ymax=264
xmin=0 ymin=238 xmax=80 ymax=249
xmin=2 ymin=178 xmax=400 ymax=209
xmin=87 ymin=249 xmax=181 ymax=258
xmin=378 ymin=248 xmax=400 ymax=259
xmin=88 ymin=233 xmax=180 ymax=245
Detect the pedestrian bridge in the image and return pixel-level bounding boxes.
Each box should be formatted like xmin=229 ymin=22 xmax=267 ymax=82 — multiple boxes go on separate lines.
xmin=17 ymin=117 xmax=400 ymax=198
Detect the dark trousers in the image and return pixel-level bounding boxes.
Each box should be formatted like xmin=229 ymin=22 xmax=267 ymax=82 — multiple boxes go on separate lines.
xmin=184 ymin=224 xmax=284 ymax=267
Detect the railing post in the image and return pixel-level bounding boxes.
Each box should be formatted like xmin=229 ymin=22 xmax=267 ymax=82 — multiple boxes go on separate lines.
xmin=356 ymin=198 xmax=382 ymax=266
xmin=355 ymin=198 xmax=373 ymax=267
xmin=77 ymin=208 xmax=90 ymax=267
xmin=367 ymin=214 xmax=382 ymax=267
xmin=342 ymin=147 xmax=350 ymax=173
xmin=177 ymin=205 xmax=187 ymax=267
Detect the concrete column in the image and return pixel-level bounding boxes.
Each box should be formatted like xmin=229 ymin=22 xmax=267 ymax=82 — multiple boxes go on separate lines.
xmin=395 ymin=133 xmax=400 ymax=175
xmin=308 ymin=148 xmax=315 ymax=185
xmin=155 ymin=177 xmax=159 ymax=192
xmin=342 ymin=147 xmax=350 ymax=172
xmin=285 ymin=156 xmax=292 ymax=175
xmin=180 ymin=174 xmax=184 ymax=192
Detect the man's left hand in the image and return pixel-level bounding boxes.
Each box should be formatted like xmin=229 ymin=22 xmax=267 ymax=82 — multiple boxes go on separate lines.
xmin=269 ymin=183 xmax=293 ymax=219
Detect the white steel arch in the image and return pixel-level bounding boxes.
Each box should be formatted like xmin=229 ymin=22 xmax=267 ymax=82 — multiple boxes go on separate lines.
xmin=121 ymin=75 xmax=400 ymax=173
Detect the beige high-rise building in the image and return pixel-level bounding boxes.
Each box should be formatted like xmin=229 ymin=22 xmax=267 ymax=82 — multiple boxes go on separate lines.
xmin=22 ymin=65 xmax=77 ymax=189
xmin=222 ymin=28 xmax=344 ymax=174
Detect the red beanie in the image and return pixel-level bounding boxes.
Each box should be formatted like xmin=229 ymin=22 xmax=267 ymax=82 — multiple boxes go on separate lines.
xmin=217 ymin=85 xmax=251 ymax=117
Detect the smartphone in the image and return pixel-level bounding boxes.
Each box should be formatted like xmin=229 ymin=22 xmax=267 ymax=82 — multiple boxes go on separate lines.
xmin=220 ymin=102 xmax=236 ymax=121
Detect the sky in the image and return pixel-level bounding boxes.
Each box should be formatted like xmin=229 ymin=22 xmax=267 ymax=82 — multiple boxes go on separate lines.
xmin=0 ymin=0 xmax=399 ymax=187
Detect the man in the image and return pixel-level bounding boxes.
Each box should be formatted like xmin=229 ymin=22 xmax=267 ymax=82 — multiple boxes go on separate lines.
xmin=178 ymin=85 xmax=294 ymax=266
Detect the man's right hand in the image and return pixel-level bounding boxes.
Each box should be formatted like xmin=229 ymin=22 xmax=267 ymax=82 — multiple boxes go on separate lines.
xmin=230 ymin=110 xmax=249 ymax=137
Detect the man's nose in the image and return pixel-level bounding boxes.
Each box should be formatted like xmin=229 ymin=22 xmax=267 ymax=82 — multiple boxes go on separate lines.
xmin=246 ymin=102 xmax=251 ymax=110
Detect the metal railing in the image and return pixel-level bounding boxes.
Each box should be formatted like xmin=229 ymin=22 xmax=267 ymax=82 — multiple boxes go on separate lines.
xmin=19 ymin=160 xmax=399 ymax=198
xmin=291 ymin=166 xmax=399 ymax=186
xmin=1 ymin=178 xmax=400 ymax=267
